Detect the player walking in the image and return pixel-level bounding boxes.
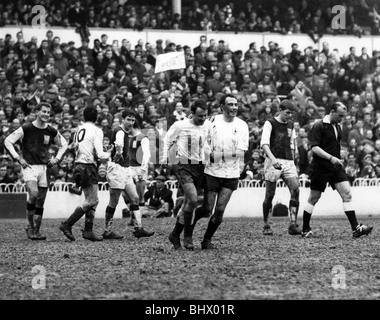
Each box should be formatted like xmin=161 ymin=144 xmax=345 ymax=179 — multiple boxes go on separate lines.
xmin=163 ymin=99 xmax=210 ymax=250
xmin=5 ymin=102 xmax=68 ymax=240
xmin=260 ymin=99 xmax=301 ymax=236
xmin=301 ymin=102 xmax=373 ymax=238
xmin=193 ymin=94 xmax=249 ymax=249
xmin=59 ymin=106 xmax=112 ymax=241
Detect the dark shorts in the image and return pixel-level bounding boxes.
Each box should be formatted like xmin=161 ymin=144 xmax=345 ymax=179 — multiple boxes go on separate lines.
xmin=73 ymin=163 xmax=98 ymax=188
xmin=309 ymin=166 xmax=348 ymax=192
xmin=174 ymin=163 xmax=205 ymax=189
xmin=205 ymin=174 xmax=239 ymax=192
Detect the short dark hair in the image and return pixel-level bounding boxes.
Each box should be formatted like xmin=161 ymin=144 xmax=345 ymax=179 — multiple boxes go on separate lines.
xmin=220 ymin=94 xmax=237 ymax=106
xmin=121 ymin=108 xmax=137 ymax=119
xmin=36 ymin=102 xmax=52 ymax=111
xmin=83 ymin=106 xmax=98 ymax=123
xmin=191 ymin=99 xmax=208 ymax=114
xmin=279 ymin=99 xmax=295 ymax=111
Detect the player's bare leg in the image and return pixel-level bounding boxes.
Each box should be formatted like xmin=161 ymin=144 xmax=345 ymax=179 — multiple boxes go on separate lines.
xmin=202 ymin=188 xmax=233 ymax=249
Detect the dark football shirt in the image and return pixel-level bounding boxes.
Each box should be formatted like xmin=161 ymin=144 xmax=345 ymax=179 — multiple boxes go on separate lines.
xmin=21 ymin=123 xmax=58 ymax=165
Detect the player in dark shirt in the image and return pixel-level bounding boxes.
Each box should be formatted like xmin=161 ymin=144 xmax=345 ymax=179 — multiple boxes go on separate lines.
xmin=260 ymin=100 xmax=301 ymax=236
xmin=4 ymin=103 xmax=67 ymax=240
xmin=301 ymin=102 xmax=373 ymax=238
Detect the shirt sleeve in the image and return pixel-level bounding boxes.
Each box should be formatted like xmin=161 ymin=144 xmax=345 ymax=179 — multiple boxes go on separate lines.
xmin=237 ymin=122 xmax=249 ymax=151
xmin=4 ymin=127 xmax=24 ymax=159
xmin=54 ymin=132 xmax=68 ymax=160
xmin=162 ymin=122 xmax=179 ymax=162
xmin=140 ymin=137 xmax=150 ymax=172
xmin=114 ymin=130 xmax=125 ymax=152
xmin=309 ymin=122 xmax=322 ymax=149
xmin=260 ymin=121 xmax=272 ymax=148
xmin=95 ymin=128 xmax=111 ymax=160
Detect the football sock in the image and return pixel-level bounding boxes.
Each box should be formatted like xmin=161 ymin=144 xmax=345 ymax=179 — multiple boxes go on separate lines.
xmin=105 ymin=206 xmax=116 ymax=232
xmin=343 ymin=202 xmax=358 ymax=231
xmin=130 ymin=204 xmax=142 ymax=228
xmin=289 ymin=200 xmax=299 ymax=224
xmin=203 ymin=217 xmax=221 ymax=241
xmin=192 ymin=206 xmax=208 ymax=230
xmin=172 ymin=220 xmax=184 ymax=238
xmin=302 ymin=211 xmax=312 ymax=232
xmin=183 ymin=210 xmax=193 ymax=238
xmin=262 ymin=202 xmax=272 ymax=225
xmin=344 ymin=211 xmax=359 ymax=231
xmin=84 ymin=208 xmax=95 ymax=232
xmin=26 ymin=202 xmax=36 ymax=229
xmin=65 ymin=206 xmax=85 ymax=227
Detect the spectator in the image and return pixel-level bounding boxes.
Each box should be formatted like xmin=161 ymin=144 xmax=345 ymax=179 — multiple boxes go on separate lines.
xmin=143 ymin=175 xmax=174 ymax=218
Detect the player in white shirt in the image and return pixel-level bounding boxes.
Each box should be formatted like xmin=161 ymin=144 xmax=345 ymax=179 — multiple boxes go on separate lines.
xmin=163 ymin=99 xmax=211 ymax=250
xmin=4 ymin=102 xmax=67 ymax=240
xmin=260 ymin=99 xmax=301 ymax=236
xmin=59 ymin=106 xmax=112 ymax=241
xmin=193 ymin=94 xmax=249 ymax=250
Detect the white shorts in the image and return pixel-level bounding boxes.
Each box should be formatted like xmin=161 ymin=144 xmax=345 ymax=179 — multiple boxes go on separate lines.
xmin=22 ymin=165 xmax=49 ymax=187
xmin=264 ymin=158 xmax=298 ymax=182
xmin=130 ymin=166 xmax=148 ymax=182
xmin=106 ymin=162 xmax=134 ymax=189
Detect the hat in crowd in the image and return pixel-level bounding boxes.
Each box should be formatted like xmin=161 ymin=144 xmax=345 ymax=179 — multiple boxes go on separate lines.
xmin=151 ymin=88 xmax=160 ymax=94
xmin=155 ymin=175 xmax=166 ymax=182
xmin=119 ymin=86 xmax=128 ymax=91
xmin=80 ymin=89 xmax=90 ymax=96
xmin=156 ymin=39 xmax=163 ymax=44
xmin=210 ymin=57 xmax=218 ymax=62
xmin=150 ymin=111 xmax=161 ymax=118
xmin=143 ymin=71 xmax=151 ymax=77
xmin=363 ymin=154 xmax=372 ymax=161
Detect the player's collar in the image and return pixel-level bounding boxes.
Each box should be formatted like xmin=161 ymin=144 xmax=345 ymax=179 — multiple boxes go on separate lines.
xmin=322 ymin=115 xmax=331 ymax=124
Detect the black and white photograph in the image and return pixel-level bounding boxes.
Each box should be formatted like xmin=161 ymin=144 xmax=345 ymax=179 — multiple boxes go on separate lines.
xmin=0 ymin=0 xmax=379 ymax=312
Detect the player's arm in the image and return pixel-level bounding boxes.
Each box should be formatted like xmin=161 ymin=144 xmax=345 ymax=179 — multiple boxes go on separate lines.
xmin=235 ymin=123 xmax=249 ymax=160
xmin=260 ymin=121 xmax=282 ymax=169
xmin=161 ymin=122 xmax=179 ymax=164
xmin=140 ymin=136 xmax=150 ymax=173
xmin=113 ymin=129 xmax=125 ymax=162
xmin=290 ymin=128 xmax=297 ymax=160
xmin=4 ymin=127 xmax=30 ymax=168
xmin=310 ymin=122 xmax=343 ymax=167
xmin=49 ymin=132 xmax=68 ymax=166
xmin=94 ymin=129 xmax=112 ymax=162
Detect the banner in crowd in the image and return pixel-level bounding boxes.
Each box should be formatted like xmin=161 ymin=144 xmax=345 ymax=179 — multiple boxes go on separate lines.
xmin=155 ymin=51 xmax=186 ymax=73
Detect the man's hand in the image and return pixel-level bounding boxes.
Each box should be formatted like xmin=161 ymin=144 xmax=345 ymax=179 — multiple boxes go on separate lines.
xmin=48 ymin=157 xmax=59 ymax=167
xmin=271 ymin=158 xmax=282 ymax=170
xmin=18 ymin=158 xmax=31 ymax=169
xmin=330 ymin=156 xmax=343 ymax=169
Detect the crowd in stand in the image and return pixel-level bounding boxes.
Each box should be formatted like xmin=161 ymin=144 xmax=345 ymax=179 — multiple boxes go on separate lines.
xmin=1 ymin=0 xmax=380 ymax=37
xmin=2 ymin=7 xmax=380 ymax=189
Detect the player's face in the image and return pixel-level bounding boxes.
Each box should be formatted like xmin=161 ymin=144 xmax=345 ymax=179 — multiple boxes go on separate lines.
xmin=192 ymin=107 xmax=208 ymax=126
xmin=37 ymin=106 xmax=51 ymax=123
xmin=332 ymin=107 xmax=346 ymax=124
xmin=280 ymin=108 xmax=294 ymax=123
xmin=124 ymin=116 xmax=135 ymax=129
xmin=222 ymin=97 xmax=238 ymax=118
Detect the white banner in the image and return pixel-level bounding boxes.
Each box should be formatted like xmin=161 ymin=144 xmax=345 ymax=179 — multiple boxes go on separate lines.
xmin=155 ymin=51 xmax=186 ymax=73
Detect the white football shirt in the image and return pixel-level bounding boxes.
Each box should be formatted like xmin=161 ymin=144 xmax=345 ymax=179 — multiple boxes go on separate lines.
xmin=163 ymin=118 xmax=211 ymax=163
xmin=205 ymin=114 xmax=249 ymax=178
xmin=73 ymin=122 xmax=111 ymax=165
